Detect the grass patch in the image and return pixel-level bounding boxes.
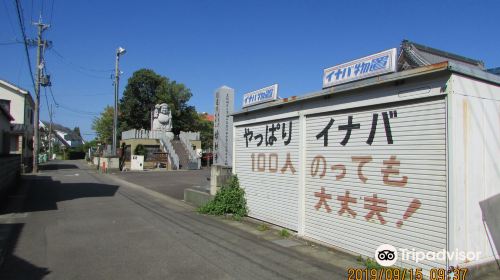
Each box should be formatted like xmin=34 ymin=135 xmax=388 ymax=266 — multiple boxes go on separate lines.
xmin=198 ymin=176 xmax=247 ymax=220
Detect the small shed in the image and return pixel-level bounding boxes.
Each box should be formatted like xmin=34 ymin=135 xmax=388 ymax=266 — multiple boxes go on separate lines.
xmin=232 ymin=59 xmax=500 ymax=272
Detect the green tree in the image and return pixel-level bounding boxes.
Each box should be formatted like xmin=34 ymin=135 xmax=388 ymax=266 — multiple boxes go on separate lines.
xmin=92 ymin=106 xmax=114 ymax=144
xmin=119 ymin=69 xmax=197 ymax=133
xmin=197 ymin=113 xmax=214 ymax=150
xmin=83 ymin=139 xmax=98 ymax=151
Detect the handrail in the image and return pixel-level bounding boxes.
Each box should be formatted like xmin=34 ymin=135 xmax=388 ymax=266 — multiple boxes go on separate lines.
xmin=159 ymin=134 xmax=179 ymax=169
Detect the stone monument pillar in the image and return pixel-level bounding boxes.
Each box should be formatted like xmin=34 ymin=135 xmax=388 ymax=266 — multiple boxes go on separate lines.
xmin=211 ymin=86 xmax=234 ymax=195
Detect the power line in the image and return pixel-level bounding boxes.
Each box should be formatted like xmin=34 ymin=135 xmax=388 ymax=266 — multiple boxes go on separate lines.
xmin=30 ymin=0 xmax=33 ymax=27
xmin=13 ymin=0 xmax=36 ymax=91
xmin=56 ymin=92 xmax=112 ymax=97
xmin=48 ymin=86 xmax=58 ymax=106
xmin=57 ymin=103 xmax=99 ymax=116
xmin=49 ymin=0 xmax=55 ymax=25
xmin=50 ymin=47 xmax=113 ymax=74
xmin=41 ymin=63 xmax=58 ymax=106
xmin=43 ymin=86 xmax=50 ymax=112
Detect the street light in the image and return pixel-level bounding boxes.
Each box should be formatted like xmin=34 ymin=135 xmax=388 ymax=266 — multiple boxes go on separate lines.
xmin=113 ymin=46 xmax=126 ymax=156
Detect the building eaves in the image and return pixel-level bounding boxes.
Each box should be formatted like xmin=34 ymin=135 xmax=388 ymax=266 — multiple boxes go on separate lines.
xmin=401 ymin=40 xmax=485 ymax=69
xmin=0 ymin=79 xmax=34 ymax=105
xmin=0 ymin=79 xmax=29 ymax=94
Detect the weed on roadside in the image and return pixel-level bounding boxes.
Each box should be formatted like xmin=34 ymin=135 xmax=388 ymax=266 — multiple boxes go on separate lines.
xmin=257 ymin=224 xmax=269 ymax=231
xmin=279 ymin=229 xmax=290 ymax=238
xmin=198 ymin=176 xmax=247 ymax=219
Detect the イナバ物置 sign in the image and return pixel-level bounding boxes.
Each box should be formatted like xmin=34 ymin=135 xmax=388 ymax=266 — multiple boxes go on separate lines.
xmin=323 ymin=48 xmax=397 ymax=88
xmin=242 ymin=84 xmax=278 ymax=107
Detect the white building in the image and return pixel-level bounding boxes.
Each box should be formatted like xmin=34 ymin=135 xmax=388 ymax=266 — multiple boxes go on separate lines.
xmin=0 ymin=79 xmax=34 ymax=171
xmin=232 ymin=42 xmax=500 ymax=274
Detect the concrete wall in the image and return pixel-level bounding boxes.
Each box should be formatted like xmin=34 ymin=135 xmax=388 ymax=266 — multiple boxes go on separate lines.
xmin=120 ymin=138 xmax=170 ymax=170
xmin=0 ymin=155 xmax=21 ymax=202
xmin=120 ymin=138 xmax=160 ymax=158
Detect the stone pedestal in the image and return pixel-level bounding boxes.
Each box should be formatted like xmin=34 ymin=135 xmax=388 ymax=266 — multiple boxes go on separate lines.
xmin=210 ymin=165 xmax=233 ymax=195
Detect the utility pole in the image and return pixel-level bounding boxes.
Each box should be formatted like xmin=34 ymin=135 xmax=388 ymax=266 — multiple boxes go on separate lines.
xmin=48 ymin=103 xmax=53 ymax=160
xmin=113 ymin=47 xmax=126 ymax=156
xmin=33 ymin=18 xmax=49 ymax=173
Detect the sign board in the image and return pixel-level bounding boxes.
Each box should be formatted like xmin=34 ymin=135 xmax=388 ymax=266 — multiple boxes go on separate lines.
xmin=323 ymin=48 xmax=397 ymax=88
xmin=213 ymin=86 xmax=234 ymax=166
xmin=242 ymin=84 xmax=278 ymax=107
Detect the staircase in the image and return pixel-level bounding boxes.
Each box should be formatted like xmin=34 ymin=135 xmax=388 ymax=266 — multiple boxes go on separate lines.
xmin=171 ymin=139 xmax=190 ymax=169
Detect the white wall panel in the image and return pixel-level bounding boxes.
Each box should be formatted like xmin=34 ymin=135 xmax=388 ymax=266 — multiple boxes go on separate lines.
xmin=234 ymin=117 xmax=300 ymax=230
xmin=304 ymin=98 xmax=447 ymax=272
xmin=449 ymin=74 xmax=500 ymax=266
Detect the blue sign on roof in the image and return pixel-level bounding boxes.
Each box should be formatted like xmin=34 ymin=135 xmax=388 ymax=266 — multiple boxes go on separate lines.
xmin=242 ymin=84 xmax=278 ymax=107
xmin=323 ymin=48 xmax=397 ymax=88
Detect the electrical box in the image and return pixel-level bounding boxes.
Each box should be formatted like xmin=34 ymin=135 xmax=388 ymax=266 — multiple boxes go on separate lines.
xmin=131 ymin=155 xmax=144 ymax=171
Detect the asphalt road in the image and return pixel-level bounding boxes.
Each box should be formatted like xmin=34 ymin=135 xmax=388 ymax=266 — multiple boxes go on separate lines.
xmin=0 ymin=160 xmax=346 ymax=280
xmin=115 ymin=168 xmax=210 ymax=200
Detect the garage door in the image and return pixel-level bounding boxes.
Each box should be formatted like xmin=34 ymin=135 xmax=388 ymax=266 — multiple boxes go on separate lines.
xmin=304 ymin=97 xmax=447 ymax=271
xmin=235 ymin=117 xmax=300 ymax=230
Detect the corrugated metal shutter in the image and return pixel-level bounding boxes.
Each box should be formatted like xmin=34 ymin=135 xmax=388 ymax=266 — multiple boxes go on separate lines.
xmin=304 ymin=97 xmax=447 ymax=271
xmin=235 ymin=117 xmax=300 ymax=230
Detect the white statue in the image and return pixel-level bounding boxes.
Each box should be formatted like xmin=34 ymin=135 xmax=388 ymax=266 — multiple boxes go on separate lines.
xmin=152 ymin=103 xmax=172 ymax=132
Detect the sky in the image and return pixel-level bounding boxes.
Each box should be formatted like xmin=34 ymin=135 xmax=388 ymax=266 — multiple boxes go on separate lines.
xmin=1 ymin=0 xmax=499 ymax=141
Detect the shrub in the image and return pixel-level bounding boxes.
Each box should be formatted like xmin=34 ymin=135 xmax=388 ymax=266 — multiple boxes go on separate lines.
xmin=198 ymin=175 xmax=247 ymax=219
xmin=134 ymin=144 xmax=147 ymax=156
